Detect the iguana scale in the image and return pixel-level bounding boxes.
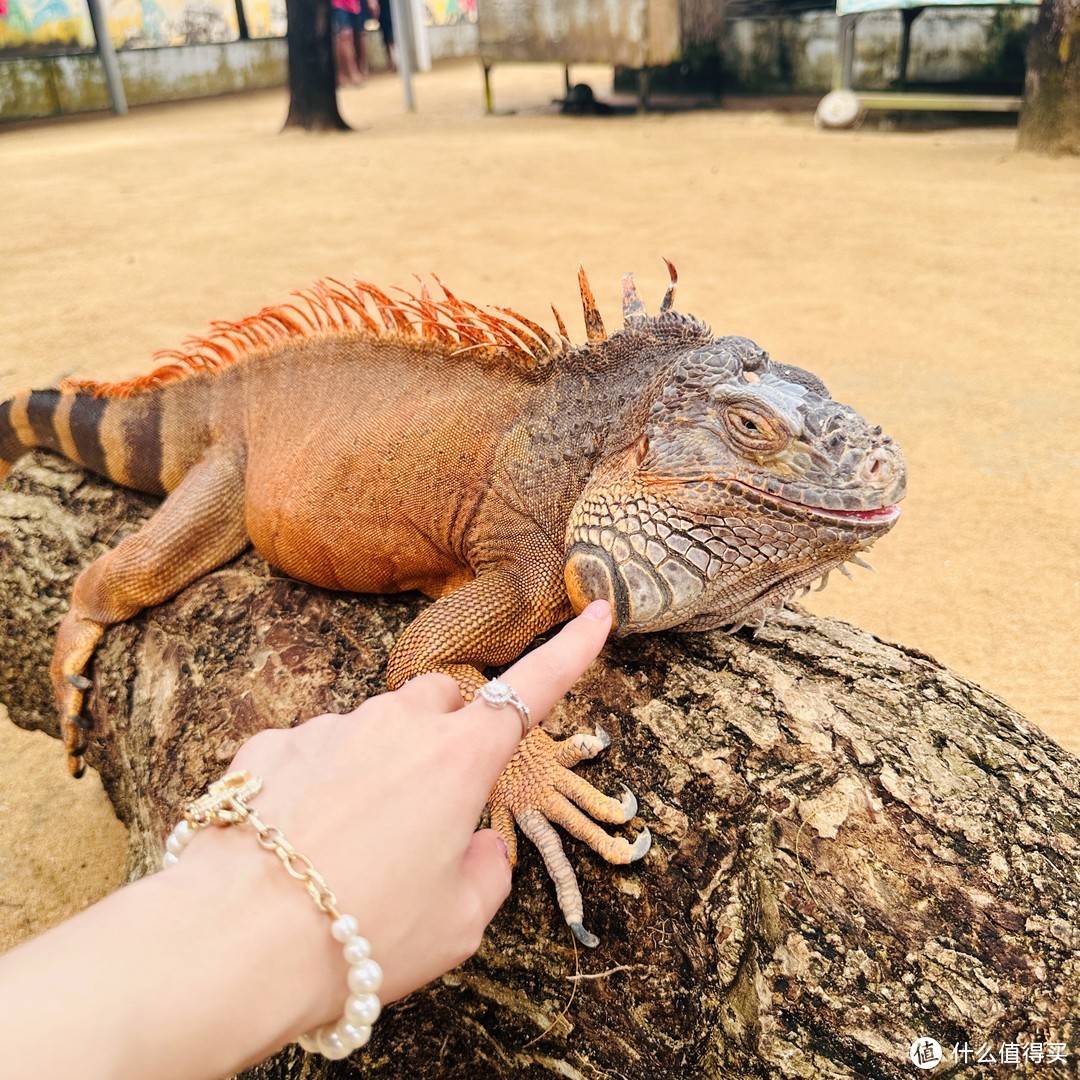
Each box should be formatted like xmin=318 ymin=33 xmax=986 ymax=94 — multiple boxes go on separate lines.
xmin=0 ymin=263 xmax=906 ymax=945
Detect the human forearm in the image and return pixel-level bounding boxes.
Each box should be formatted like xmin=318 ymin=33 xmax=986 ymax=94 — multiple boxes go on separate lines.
xmin=0 ymin=827 xmax=336 ymax=1080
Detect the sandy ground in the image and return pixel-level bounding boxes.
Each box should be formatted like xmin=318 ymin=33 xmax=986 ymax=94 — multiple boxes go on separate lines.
xmin=1 ymin=60 xmax=1077 ymax=953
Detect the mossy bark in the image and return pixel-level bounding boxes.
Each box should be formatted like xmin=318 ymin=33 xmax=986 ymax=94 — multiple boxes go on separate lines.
xmin=2 ymin=454 xmax=1078 ymax=1079
xmin=1018 ymin=0 xmax=1080 ymax=154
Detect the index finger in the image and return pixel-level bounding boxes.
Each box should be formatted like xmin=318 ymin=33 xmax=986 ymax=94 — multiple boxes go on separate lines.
xmin=469 ymin=598 xmax=612 ymax=728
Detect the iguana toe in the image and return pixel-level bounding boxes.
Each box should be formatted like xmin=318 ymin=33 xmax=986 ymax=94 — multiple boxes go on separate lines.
xmin=63 ymin=708 xmax=94 ymax=778
xmin=59 ymin=682 xmax=93 ymax=778
xmin=490 ymin=726 xmax=648 ymax=947
xmin=51 ymin=611 xmax=109 ymax=779
xmin=515 ymin=806 xmax=598 ymax=947
xmin=553 ymin=723 xmax=609 ymax=767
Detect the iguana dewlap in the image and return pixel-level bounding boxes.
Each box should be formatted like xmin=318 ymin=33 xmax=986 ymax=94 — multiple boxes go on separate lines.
xmin=0 ymin=263 xmax=906 ymax=946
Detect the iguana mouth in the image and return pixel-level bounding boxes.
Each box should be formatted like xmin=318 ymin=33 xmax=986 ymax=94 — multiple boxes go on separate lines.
xmin=804 ymin=502 xmax=900 ymax=524
xmin=736 ymin=482 xmax=901 ymax=526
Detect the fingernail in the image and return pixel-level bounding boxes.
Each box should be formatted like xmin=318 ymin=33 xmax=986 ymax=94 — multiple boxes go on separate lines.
xmin=494 ymin=836 xmax=510 ymax=862
xmin=580 ymin=598 xmax=612 ymax=622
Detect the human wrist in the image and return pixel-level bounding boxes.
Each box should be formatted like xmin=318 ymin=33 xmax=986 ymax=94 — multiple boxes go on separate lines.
xmin=161 ymin=771 xmax=388 ymax=1060
xmin=159 ymin=819 xmax=351 ymax=1052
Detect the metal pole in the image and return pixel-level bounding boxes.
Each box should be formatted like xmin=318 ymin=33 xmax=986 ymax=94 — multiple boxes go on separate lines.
xmin=85 ymin=0 xmax=128 ymax=115
xmin=833 ymin=14 xmax=857 ymax=91
xmin=388 ymin=0 xmax=415 ymax=112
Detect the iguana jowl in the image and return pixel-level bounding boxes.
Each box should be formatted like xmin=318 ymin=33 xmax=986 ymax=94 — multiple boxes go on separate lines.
xmin=0 ymin=263 xmax=906 ymax=945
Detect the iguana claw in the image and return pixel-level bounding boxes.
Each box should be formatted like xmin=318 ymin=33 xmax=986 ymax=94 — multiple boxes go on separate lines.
xmin=629 ymin=826 xmax=652 ymax=859
xmin=570 ymin=922 xmax=600 ymax=949
xmin=489 ymin=725 xmax=649 ymax=947
xmin=64 ymin=710 xmax=94 ymax=778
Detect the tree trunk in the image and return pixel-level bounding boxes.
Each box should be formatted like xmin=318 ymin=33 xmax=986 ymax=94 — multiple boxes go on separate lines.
xmin=1018 ymin=0 xmax=1080 ymax=154
xmin=2 ymin=454 xmax=1078 ymax=1080
xmin=283 ymin=0 xmax=350 ymax=131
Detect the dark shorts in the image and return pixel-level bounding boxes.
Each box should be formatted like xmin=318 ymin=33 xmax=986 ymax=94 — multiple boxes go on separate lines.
xmin=332 ymin=6 xmax=365 ymax=33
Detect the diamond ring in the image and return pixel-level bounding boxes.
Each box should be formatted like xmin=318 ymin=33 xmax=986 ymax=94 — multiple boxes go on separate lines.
xmin=476 ymin=678 xmax=532 ymax=737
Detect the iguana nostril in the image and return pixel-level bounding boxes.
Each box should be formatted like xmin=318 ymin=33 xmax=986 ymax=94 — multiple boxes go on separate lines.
xmin=862 ymin=450 xmax=894 ymax=485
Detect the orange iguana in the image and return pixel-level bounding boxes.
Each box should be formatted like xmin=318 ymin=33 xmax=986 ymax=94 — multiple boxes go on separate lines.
xmin=0 ymin=263 xmax=906 ymax=945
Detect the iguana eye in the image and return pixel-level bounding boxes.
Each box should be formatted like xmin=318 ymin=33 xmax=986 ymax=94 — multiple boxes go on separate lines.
xmin=722 ymin=403 xmax=789 ymax=453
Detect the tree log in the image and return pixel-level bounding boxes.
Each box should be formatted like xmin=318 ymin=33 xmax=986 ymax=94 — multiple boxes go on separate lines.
xmin=2 ymin=455 xmax=1078 ymax=1079
xmin=1018 ymin=0 xmax=1080 ymax=155
xmin=283 ymin=0 xmax=350 ymax=131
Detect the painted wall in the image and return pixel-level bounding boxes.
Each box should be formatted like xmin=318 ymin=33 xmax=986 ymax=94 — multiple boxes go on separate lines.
xmin=428 ymin=0 xmax=476 ymax=24
xmin=0 ymin=14 xmax=476 ymax=120
xmin=0 ymin=0 xmax=97 ymax=50
xmin=0 ymin=0 xmax=260 ymax=50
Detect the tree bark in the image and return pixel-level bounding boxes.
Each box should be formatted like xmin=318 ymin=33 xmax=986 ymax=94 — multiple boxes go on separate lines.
xmin=2 ymin=454 xmax=1078 ymax=1080
xmin=1018 ymin=0 xmax=1080 ymax=154
xmin=283 ymin=0 xmax=350 ymax=132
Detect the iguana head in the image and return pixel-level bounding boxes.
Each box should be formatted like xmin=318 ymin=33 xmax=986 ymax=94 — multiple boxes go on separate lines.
xmin=563 ymin=265 xmax=906 ymax=636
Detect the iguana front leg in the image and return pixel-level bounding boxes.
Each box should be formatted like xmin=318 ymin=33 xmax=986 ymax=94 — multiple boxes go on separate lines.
xmin=386 ymin=570 xmax=649 ymax=946
xmin=490 ymin=726 xmax=650 ymax=947
xmin=53 ymin=443 xmax=249 ymax=776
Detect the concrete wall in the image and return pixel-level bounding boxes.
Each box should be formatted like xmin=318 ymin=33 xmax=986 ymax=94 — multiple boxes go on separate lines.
xmin=0 ymin=20 xmax=478 ymax=122
xmin=1 ymin=38 xmax=288 ymax=119
xmin=0 ymin=9 xmax=1035 ymax=121
xmin=477 ymin=0 xmax=726 ymax=68
xmin=723 ymin=7 xmax=1036 ymax=94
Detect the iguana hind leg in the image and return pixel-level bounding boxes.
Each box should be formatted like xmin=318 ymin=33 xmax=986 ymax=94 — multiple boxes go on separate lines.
xmin=387 ymin=572 xmax=649 ymax=946
xmin=54 ymin=442 xmax=249 ymax=776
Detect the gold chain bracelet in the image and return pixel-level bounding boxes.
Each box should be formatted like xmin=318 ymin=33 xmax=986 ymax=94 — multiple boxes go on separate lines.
xmin=162 ymin=770 xmax=382 ymax=1060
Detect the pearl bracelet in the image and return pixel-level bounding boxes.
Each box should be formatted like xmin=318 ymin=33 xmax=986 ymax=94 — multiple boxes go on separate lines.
xmin=162 ymin=770 xmax=382 ymax=1060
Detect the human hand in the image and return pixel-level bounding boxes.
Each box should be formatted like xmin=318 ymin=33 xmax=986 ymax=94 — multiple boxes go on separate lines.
xmin=0 ymin=601 xmax=614 ymax=1080
xmin=176 ymin=598 xmax=614 ymax=1039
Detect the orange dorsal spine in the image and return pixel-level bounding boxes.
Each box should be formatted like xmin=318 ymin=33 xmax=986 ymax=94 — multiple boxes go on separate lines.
xmin=60 ymin=275 xmax=566 ymax=400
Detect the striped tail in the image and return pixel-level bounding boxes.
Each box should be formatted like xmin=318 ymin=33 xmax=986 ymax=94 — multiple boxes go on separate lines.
xmin=0 ymin=387 xmax=168 ymax=495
